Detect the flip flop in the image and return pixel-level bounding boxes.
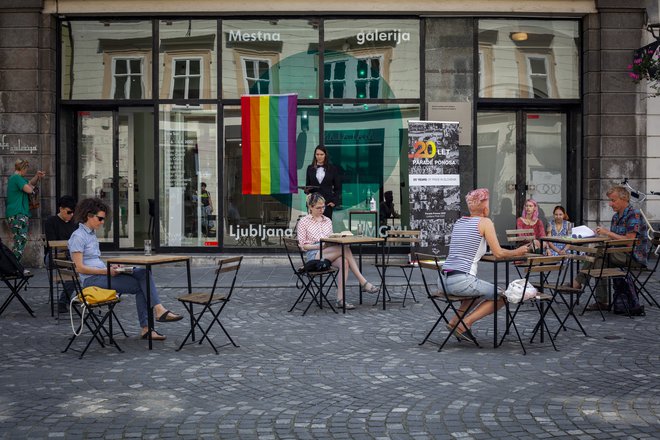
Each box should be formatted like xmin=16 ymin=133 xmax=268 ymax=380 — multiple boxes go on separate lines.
xmin=141 ymin=329 xmax=166 ymax=341
xmin=156 ymin=309 xmax=183 ymax=322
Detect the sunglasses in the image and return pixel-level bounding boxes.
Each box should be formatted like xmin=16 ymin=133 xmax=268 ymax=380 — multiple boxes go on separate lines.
xmin=64 ymin=209 xmax=74 ymax=215
xmin=95 ymin=215 xmax=105 ymax=222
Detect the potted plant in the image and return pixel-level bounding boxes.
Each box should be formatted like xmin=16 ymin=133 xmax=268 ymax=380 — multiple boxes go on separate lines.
xmin=629 ymin=42 xmax=660 ymax=97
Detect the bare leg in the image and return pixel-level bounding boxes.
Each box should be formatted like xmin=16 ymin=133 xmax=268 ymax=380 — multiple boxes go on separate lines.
xmin=321 ymin=246 xmax=368 ymax=286
xmin=448 ymin=299 xmax=476 ymax=328
xmin=450 ymin=298 xmax=505 ymax=330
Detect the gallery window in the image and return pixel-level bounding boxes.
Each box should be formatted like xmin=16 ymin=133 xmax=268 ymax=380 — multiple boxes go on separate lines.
xmin=171 ymin=58 xmax=202 ymax=99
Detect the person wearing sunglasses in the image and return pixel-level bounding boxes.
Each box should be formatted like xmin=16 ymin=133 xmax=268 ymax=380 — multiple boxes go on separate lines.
xmin=44 ymin=195 xmax=78 ymax=313
xmin=68 ymin=198 xmax=183 ymax=341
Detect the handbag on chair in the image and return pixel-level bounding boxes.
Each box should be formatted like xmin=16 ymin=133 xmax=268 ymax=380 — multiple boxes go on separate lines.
xmin=78 ymin=286 xmax=118 ymax=305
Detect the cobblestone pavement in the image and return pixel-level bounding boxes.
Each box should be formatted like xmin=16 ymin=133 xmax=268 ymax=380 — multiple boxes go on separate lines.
xmin=0 ymin=261 xmax=659 ymax=439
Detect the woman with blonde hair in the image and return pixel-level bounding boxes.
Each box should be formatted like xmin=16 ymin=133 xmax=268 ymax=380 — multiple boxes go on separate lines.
xmin=297 ymin=192 xmax=379 ymax=309
xmin=5 ymin=159 xmax=45 ymax=260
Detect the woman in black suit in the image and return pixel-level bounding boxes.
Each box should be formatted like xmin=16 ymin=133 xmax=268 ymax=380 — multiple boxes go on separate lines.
xmin=305 ymin=145 xmax=341 ymax=219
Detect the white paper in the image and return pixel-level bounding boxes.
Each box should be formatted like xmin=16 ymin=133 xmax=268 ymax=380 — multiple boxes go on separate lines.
xmin=571 ymin=225 xmax=595 ymax=238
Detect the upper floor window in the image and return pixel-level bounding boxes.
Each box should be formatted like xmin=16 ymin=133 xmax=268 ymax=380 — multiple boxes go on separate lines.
xmin=112 ymin=57 xmax=145 ymax=99
xmin=171 ymin=58 xmax=202 ymax=99
xmin=324 ymin=60 xmax=346 ymax=98
xmin=526 ymin=55 xmax=549 ymax=98
xmin=242 ymin=58 xmax=271 ymax=94
xmin=355 ymin=57 xmax=381 ymax=98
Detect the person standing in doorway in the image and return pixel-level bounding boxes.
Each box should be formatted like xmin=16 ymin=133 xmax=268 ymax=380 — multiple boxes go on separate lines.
xmin=305 ymin=145 xmax=341 ymax=219
xmin=200 ymin=182 xmax=214 ymax=235
xmin=5 ymin=159 xmax=45 ymax=260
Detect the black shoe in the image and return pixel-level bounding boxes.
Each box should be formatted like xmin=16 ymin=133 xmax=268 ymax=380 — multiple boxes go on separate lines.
xmin=456 ymin=328 xmax=480 ymax=346
xmin=57 ymin=303 xmax=68 ymax=314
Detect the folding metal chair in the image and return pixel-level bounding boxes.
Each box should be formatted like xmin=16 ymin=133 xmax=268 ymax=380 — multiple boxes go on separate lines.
xmin=579 ymin=238 xmax=636 ymax=319
xmin=630 ymin=231 xmax=660 ymax=308
xmin=176 ymin=256 xmax=243 ymax=354
xmin=55 ymin=259 xmax=123 ymax=359
xmin=416 ymin=252 xmax=482 ymax=351
xmin=499 ymin=255 xmax=565 ymax=355
xmin=506 ymin=228 xmax=538 ymax=276
xmin=0 ymin=240 xmax=35 ymax=318
xmin=373 ymin=229 xmax=421 ymax=307
xmin=283 ymin=238 xmax=337 ymax=315
xmin=43 ymin=237 xmax=71 ymax=318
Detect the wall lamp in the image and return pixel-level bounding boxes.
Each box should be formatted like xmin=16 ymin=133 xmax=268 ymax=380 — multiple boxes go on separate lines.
xmin=510 ymin=32 xmax=528 ymax=42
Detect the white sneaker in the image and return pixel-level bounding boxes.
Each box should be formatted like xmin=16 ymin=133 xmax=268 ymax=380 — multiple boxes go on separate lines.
xmin=22 ymin=269 xmax=31 ymax=276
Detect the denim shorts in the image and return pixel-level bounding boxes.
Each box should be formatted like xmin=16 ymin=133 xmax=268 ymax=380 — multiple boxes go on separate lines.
xmin=438 ymin=272 xmax=498 ymax=301
xmin=305 ymin=249 xmax=319 ymax=261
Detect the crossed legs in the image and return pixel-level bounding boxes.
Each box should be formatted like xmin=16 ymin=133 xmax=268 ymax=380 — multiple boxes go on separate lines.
xmin=322 ymin=245 xmax=370 ymax=302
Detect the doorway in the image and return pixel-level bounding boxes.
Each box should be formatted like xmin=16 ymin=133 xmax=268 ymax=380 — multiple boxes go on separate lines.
xmin=74 ymin=107 xmax=154 ymax=250
xmin=477 ymin=110 xmax=570 ymax=241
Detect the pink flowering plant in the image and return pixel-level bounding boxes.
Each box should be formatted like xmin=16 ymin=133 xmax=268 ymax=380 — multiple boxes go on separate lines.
xmin=629 ymin=45 xmax=660 ymax=97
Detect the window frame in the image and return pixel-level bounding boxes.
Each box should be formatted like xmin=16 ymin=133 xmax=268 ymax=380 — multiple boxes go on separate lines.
xmin=109 ymin=56 xmax=146 ymax=100
xmin=169 ymin=56 xmax=204 ymax=100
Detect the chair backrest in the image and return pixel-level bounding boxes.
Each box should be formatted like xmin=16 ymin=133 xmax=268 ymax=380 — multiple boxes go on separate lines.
xmin=385 ymin=229 xmax=421 ymax=262
xmin=521 ymin=255 xmax=566 ymax=291
xmin=209 ymin=256 xmax=243 ymax=303
xmin=283 ymin=237 xmax=305 ymax=272
xmin=506 ymin=229 xmax=535 ymax=244
xmin=52 ymin=258 xmax=85 ymax=304
xmin=415 ymin=252 xmax=445 ymax=296
xmin=45 ymin=239 xmax=70 ymax=262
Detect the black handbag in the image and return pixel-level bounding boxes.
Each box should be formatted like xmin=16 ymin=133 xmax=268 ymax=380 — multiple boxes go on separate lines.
xmin=303 ymin=258 xmax=332 ymax=272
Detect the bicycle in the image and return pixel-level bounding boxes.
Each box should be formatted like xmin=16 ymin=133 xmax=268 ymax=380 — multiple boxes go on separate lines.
xmin=620 ymin=178 xmax=659 ymax=242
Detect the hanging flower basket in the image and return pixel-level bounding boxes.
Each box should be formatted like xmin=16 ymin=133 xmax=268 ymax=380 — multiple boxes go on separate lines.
xmin=629 ymin=41 xmax=660 ymax=97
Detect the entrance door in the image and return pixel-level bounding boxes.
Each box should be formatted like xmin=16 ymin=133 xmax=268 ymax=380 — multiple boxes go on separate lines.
xmin=76 ymin=108 xmax=153 ymax=250
xmin=477 ymin=111 xmax=568 ymax=241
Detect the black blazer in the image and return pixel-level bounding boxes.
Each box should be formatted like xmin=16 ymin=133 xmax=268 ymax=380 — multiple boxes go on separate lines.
xmin=305 ymin=164 xmax=342 ymax=207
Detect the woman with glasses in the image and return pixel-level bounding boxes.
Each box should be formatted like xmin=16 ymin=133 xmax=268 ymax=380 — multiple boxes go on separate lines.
xmin=5 ymin=159 xmax=45 ymax=260
xmin=68 ymin=198 xmax=183 ymax=341
xmin=297 ymin=193 xmax=379 ymax=310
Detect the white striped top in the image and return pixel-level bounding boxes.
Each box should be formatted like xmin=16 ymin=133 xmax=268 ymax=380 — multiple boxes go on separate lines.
xmin=443 ymin=216 xmax=486 ymax=276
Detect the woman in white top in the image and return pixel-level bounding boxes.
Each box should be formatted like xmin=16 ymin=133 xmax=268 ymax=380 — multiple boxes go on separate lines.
xmin=297 ymin=193 xmax=379 ymax=310
xmin=441 ymin=188 xmax=530 ymax=344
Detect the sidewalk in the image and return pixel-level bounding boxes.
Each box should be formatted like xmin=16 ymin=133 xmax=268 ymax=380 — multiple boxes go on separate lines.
xmin=1 ymin=257 xmax=659 ymax=439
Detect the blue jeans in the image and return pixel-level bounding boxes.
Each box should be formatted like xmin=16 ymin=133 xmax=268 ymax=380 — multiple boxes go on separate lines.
xmin=83 ymin=268 xmax=161 ymax=328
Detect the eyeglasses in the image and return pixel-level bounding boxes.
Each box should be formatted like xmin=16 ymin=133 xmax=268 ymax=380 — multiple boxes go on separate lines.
xmin=95 ymin=215 xmax=105 ymax=222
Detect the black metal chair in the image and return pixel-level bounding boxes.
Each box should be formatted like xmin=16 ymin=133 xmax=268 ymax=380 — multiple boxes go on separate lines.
xmin=43 ymin=237 xmax=71 ymax=318
xmin=416 ymin=252 xmax=482 ymax=351
xmin=373 ymin=229 xmax=421 ymax=307
xmin=0 ymin=239 xmax=35 ymax=318
xmin=283 ymin=237 xmax=338 ymax=315
xmin=630 ymin=232 xmax=660 ymax=308
xmin=55 ymin=259 xmax=123 ymax=359
xmin=499 ymin=255 xmax=565 ymax=355
xmin=176 ymin=256 xmax=243 ymax=354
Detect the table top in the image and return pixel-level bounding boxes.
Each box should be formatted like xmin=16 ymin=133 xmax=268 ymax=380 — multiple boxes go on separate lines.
xmin=480 ymin=253 xmax=537 ymax=263
xmin=539 ymin=235 xmax=609 ymax=245
xmin=321 ymin=236 xmax=385 ymax=245
xmin=105 ymin=255 xmax=191 ymax=265
xmin=349 ymin=210 xmax=377 ymax=215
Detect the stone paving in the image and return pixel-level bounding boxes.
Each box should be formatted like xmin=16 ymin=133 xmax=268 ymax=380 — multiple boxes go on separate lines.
xmin=0 ymin=259 xmax=659 ymax=439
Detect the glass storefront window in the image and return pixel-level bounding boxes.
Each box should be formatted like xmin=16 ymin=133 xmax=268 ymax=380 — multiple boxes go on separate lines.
xmin=223 ymin=105 xmax=319 ymax=248
xmin=478 ymin=19 xmax=579 ymax=99
xmin=222 ymin=20 xmax=319 ymax=99
xmin=324 ymin=20 xmax=420 ymax=99
xmin=159 ymin=20 xmax=217 ymax=99
xmin=323 ymin=103 xmax=420 ymax=234
xmin=159 ymin=105 xmax=218 ymax=247
xmin=61 ymin=20 xmax=153 ymax=100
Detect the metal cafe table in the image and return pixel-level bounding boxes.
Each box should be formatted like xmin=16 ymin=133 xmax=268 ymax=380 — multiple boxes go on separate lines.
xmin=479 ymin=253 xmax=536 ymax=348
xmin=319 ymin=235 xmax=385 ymax=313
xmin=105 ymin=255 xmax=192 ymax=349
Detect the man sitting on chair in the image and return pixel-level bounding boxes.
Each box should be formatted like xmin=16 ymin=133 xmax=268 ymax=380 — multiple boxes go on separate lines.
xmin=44 ymin=195 xmax=77 ymax=313
xmin=575 ymin=186 xmax=649 ymax=311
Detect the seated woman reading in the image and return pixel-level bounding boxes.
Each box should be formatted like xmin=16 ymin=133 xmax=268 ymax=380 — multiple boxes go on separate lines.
xmin=440 ymin=188 xmax=530 ymax=345
xmin=297 ymin=192 xmax=380 ymax=310
xmin=68 ymin=198 xmax=183 ymax=341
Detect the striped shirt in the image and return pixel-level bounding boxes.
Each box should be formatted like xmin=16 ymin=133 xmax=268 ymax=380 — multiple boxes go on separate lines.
xmin=297 ymin=214 xmax=333 ymax=249
xmin=443 ymin=217 xmax=486 ymax=276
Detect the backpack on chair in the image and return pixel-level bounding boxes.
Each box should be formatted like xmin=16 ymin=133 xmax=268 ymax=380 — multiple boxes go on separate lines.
xmin=0 ymin=238 xmax=25 ymax=277
xmin=612 ymin=274 xmax=645 ymax=316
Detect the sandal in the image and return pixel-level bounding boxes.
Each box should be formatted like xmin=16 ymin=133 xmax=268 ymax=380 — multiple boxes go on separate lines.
xmin=335 ymin=301 xmax=355 ymax=310
xmin=361 ymin=281 xmax=380 ymax=293
xmin=156 ymin=309 xmax=183 ymax=322
xmin=141 ymin=329 xmax=166 ymax=341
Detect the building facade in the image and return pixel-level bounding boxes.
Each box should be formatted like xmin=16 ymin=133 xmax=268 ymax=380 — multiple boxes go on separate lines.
xmin=0 ymin=0 xmax=656 ymax=263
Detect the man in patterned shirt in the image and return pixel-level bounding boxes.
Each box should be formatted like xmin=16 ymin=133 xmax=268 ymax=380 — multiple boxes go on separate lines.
xmin=576 ymin=186 xmax=649 ymax=311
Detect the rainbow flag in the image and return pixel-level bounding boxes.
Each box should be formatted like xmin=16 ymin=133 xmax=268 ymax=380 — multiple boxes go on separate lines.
xmin=241 ymin=94 xmax=298 ymax=194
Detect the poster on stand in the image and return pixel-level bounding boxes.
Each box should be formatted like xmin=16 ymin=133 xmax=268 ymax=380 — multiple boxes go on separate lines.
xmin=408 ymin=121 xmax=461 ymax=256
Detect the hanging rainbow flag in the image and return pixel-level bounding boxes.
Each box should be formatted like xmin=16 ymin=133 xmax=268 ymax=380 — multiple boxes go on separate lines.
xmin=241 ymin=94 xmax=298 ymax=195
